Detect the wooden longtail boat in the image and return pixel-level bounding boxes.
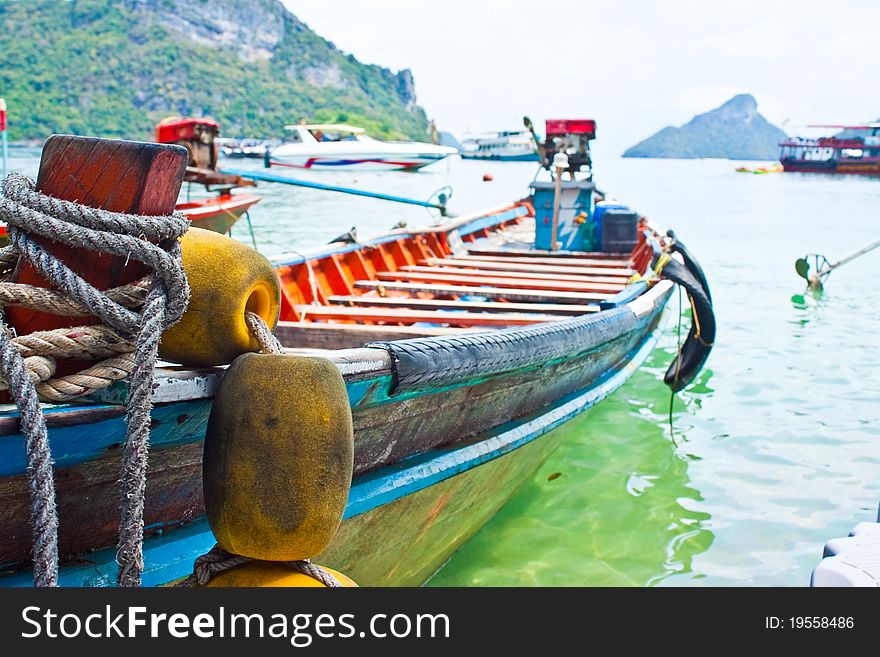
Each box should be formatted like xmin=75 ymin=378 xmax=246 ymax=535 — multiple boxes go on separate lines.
xmin=0 ymin=125 xmax=714 ymax=587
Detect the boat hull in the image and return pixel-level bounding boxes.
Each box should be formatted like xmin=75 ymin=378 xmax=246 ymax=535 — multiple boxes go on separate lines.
xmin=781 ymin=158 xmax=880 ymax=176
xmin=460 ymin=152 xmax=540 ymax=162
xmin=0 ymin=198 xmax=685 ymax=587
xmin=0 ymin=302 xmax=666 ymax=586
xmin=176 ymin=193 xmax=261 ymax=234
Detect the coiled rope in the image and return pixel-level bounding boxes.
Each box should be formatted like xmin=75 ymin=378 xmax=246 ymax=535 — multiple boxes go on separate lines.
xmin=0 ymin=172 xmax=190 ymax=587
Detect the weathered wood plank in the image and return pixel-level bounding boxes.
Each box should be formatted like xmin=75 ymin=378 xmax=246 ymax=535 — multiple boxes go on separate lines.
xmin=467 ymin=247 xmax=631 ymax=262
xmin=356 ymin=280 xmax=612 ymax=303
xmin=274 ymin=320 xmax=475 ymax=350
xmin=293 ymin=304 xmax=561 ymax=327
xmin=374 ymin=271 xmax=624 ymax=294
xmin=400 ymin=265 xmax=629 ymax=285
xmin=458 ymin=252 xmax=632 ymax=268
xmin=327 ymin=295 xmax=600 ymax=315
xmin=419 ymin=257 xmax=636 ymax=278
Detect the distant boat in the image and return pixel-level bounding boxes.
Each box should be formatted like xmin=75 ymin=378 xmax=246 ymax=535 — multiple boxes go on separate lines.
xmin=217 ymin=137 xmax=280 ymax=159
xmin=460 ymin=130 xmax=540 ymax=162
xmin=268 ymin=124 xmax=457 ymax=171
xmin=780 ymin=123 xmax=880 ymax=176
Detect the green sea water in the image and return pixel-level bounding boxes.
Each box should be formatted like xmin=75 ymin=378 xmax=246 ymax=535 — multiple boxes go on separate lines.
xmin=6 ymin=148 xmax=879 ymax=586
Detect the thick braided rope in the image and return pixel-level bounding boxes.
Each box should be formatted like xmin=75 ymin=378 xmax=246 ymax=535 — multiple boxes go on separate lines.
xmin=0 ymin=173 xmax=190 ymax=587
xmin=0 ymin=320 xmax=58 ymax=586
xmin=245 ymin=311 xmax=284 ymax=355
xmin=176 ymin=544 xmax=343 ymax=588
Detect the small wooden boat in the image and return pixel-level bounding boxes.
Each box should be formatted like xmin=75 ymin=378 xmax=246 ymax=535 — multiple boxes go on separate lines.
xmin=174 ymin=193 xmax=261 ymax=235
xmin=0 ymin=123 xmax=714 ymax=587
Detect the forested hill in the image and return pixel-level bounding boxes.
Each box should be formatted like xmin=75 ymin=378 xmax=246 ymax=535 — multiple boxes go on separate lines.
xmin=623 ymin=94 xmax=788 ymax=160
xmin=0 ymin=0 xmax=430 ymax=142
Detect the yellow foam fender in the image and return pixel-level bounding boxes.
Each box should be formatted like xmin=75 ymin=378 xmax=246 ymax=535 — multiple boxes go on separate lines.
xmin=159 ymin=228 xmax=281 ymax=366
xmin=204 ymin=561 xmax=357 ymax=588
xmin=203 ymin=353 xmax=354 ymax=562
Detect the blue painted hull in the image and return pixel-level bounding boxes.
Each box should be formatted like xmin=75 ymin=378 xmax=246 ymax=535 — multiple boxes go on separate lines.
xmin=0 ymin=200 xmax=677 ymax=587
xmin=0 ymin=302 xmax=666 ymax=587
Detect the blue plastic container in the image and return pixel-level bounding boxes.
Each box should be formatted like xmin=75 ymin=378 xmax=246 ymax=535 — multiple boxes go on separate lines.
xmin=593 ymin=201 xmax=629 ymax=247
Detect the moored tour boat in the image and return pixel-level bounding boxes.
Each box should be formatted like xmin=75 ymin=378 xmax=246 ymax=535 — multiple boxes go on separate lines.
xmin=780 ymin=123 xmax=880 ymax=176
xmin=0 ymin=122 xmax=714 ymax=588
xmin=269 ymin=124 xmax=457 ymax=171
xmin=460 ymin=130 xmax=540 ymax=162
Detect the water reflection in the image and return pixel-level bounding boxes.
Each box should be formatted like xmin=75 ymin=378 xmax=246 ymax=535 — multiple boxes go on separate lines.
xmin=430 ymin=347 xmax=715 ymax=587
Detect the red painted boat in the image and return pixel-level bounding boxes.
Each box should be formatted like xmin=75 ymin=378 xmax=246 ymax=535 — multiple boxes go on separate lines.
xmin=175 ymin=193 xmax=261 ymax=235
xmin=780 ymin=124 xmax=880 ymax=176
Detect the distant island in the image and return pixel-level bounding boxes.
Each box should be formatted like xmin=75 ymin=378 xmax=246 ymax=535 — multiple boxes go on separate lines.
xmin=0 ymin=0 xmax=430 ymax=142
xmin=623 ymin=94 xmax=788 ymax=160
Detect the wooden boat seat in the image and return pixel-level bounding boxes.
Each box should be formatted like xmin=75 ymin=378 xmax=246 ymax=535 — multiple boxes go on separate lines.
xmin=418 ymin=257 xmax=636 ymax=278
xmin=373 ymin=270 xmax=625 ymax=294
xmin=466 ymin=247 xmax=631 ymax=265
xmin=274 ymin=321 xmax=478 ymax=350
xmin=327 ymin=295 xmax=600 ymax=315
xmin=457 ymin=252 xmax=632 ymax=268
xmin=293 ymin=305 xmax=562 ymax=327
xmin=352 ymin=280 xmax=611 ymax=303
xmin=399 ymin=265 xmax=628 ymax=285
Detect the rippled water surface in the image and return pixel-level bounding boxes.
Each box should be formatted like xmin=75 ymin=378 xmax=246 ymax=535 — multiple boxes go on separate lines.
xmin=6 ymin=148 xmax=879 ymax=586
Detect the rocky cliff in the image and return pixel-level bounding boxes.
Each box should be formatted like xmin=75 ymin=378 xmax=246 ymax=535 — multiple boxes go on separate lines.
xmin=0 ymin=0 xmax=428 ymax=141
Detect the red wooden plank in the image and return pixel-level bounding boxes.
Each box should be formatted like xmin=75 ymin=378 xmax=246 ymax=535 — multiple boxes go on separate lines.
xmin=400 ymin=265 xmax=628 ymax=285
xmin=293 ymin=305 xmax=561 ymax=327
xmin=467 ymin=247 xmax=630 ymax=261
xmin=455 ymin=253 xmax=632 ymax=268
xmin=327 ymin=295 xmax=599 ymax=315
xmin=419 ymin=257 xmax=635 ymax=278
xmin=374 ymin=270 xmax=624 ymax=294
xmin=353 ymin=280 xmax=611 ymax=303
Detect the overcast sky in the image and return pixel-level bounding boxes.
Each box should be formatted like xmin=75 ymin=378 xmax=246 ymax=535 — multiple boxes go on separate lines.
xmin=282 ymin=0 xmax=880 ymax=156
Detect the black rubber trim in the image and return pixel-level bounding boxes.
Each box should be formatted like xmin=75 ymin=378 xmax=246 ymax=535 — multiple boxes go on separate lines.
xmin=658 ymin=255 xmax=715 ymax=392
xmin=366 ymin=307 xmax=637 ymax=394
xmin=666 ymin=230 xmax=712 ymax=302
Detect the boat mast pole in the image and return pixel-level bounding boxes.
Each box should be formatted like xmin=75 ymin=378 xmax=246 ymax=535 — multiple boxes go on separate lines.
xmin=222 ymin=168 xmax=449 ymax=215
xmin=550 ymin=152 xmax=569 ymax=252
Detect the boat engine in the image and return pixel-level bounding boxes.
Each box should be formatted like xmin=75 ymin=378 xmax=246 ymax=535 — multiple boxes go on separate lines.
xmin=541 ymin=118 xmax=596 ymax=178
xmin=155 ymin=117 xmax=253 ymax=189
xmin=156 ymin=116 xmax=220 ymax=170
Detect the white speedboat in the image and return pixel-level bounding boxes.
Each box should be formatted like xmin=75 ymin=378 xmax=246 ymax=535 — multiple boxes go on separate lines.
xmin=268 ymin=124 xmax=457 ymax=171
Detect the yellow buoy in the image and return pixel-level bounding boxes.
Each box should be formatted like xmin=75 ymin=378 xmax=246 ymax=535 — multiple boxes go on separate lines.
xmin=159 ymin=228 xmax=281 ymax=366
xmin=203 ymin=353 xmax=354 ymax=562
xmin=204 ymin=561 xmax=357 ymax=588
